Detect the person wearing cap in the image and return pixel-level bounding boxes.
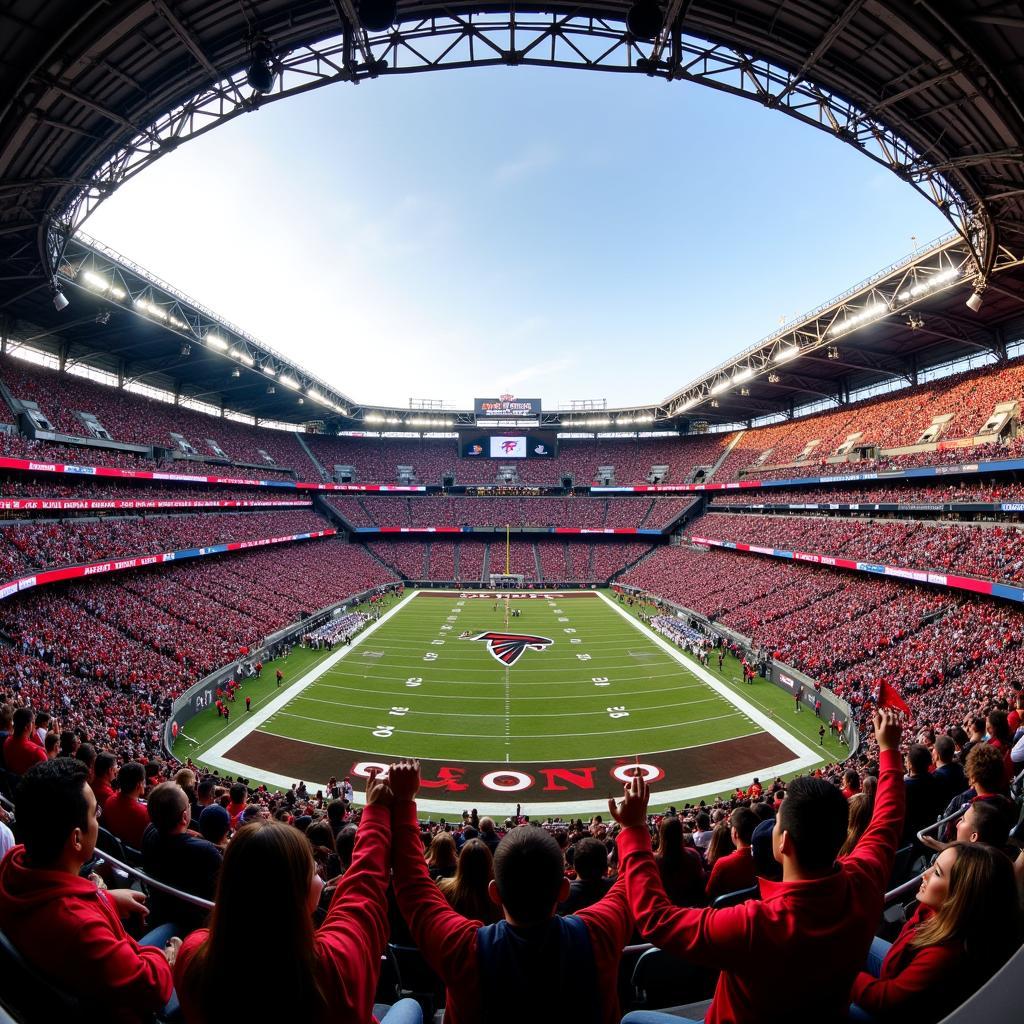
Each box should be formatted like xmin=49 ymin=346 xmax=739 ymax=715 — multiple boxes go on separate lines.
xmin=199 ymin=804 xmax=231 ymax=851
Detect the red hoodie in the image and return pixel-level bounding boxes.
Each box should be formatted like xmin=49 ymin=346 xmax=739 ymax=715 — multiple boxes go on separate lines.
xmin=174 ymin=802 xmax=392 ymax=1024
xmin=617 ymin=748 xmax=905 ymax=1024
xmin=0 ymin=846 xmax=173 ymax=1023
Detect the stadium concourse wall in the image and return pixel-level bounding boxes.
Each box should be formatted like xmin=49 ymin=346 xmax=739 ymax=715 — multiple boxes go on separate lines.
xmin=615 ymin=584 xmax=861 ymax=757
xmin=162 ymin=581 xmax=403 ymax=754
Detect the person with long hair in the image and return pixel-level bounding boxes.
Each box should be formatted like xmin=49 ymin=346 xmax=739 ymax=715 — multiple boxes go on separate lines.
xmin=174 ymin=770 xmax=421 ymax=1024
xmin=838 ymin=790 xmax=875 ymax=858
xmin=654 ymin=815 xmax=706 ymax=907
xmin=425 ymin=831 xmax=458 ymax=879
xmin=437 ymin=838 xmax=501 ymax=923
xmin=703 ymin=820 xmax=735 ymax=869
xmin=849 ymin=842 xmax=1021 ymax=1022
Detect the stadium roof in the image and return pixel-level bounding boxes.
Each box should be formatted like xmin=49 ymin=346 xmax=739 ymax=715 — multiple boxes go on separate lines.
xmin=1 ymin=1 xmax=1023 ymax=429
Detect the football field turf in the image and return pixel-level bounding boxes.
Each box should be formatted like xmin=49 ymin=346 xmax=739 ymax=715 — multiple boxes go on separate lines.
xmin=189 ymin=589 xmax=821 ymax=813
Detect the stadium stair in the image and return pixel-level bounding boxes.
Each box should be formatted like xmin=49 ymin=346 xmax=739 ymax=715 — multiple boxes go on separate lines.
xmin=635 ymin=498 xmax=657 ymax=529
xmin=294 ymin=431 xmax=330 ymax=481
xmin=421 ymin=542 xmax=430 ymax=578
xmin=532 ymin=543 xmax=543 ymax=583
xmin=480 ymin=543 xmax=490 ymax=583
xmin=704 ymin=430 xmax=745 ymax=481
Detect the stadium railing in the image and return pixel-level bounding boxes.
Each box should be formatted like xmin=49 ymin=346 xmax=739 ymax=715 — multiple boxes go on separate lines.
xmin=91 ymin=846 xmax=214 ymax=912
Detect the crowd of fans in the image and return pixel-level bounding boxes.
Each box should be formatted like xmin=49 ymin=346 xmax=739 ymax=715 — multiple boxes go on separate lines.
xmin=308 ymin=433 xmax=731 ymax=485
xmin=685 ymin=510 xmax=1024 ymax=586
xmin=0 ymin=509 xmax=330 ymax=580
xmin=717 ymin=358 xmax=1024 ymax=481
xmin=325 ymin=494 xmax=695 ymax=531
xmin=0 ymin=356 xmax=314 ymax=472
xmin=1 ymin=704 xmax=1021 ymax=1023
xmin=0 ymin=540 xmax=397 ymax=769
xmin=708 ymin=478 xmax=1024 ymax=507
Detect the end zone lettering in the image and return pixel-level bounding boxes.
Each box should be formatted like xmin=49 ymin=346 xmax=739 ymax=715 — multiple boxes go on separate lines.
xmin=351 ymin=760 xmax=665 ymax=793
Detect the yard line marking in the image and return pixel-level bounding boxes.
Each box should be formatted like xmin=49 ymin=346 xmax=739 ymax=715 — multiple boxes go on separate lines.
xmin=266 ymin=709 xmax=744 ymax=740
xmin=596 ymin=590 xmax=819 ymax=769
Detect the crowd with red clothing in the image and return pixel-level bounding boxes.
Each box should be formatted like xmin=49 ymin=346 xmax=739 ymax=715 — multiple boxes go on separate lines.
xmin=1 ymin=703 xmax=1021 ymax=1024
xmin=686 ymin=510 xmax=1024 ymax=586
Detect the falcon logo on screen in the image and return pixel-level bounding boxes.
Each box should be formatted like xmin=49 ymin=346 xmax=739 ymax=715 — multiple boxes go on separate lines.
xmin=500 ymin=440 xmax=519 ymax=454
xmin=534 ymin=444 xmax=548 ymax=455
xmin=465 ymin=631 xmax=553 ymax=665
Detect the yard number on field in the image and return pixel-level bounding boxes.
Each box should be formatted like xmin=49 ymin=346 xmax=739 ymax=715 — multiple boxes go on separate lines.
xmin=607 ymin=706 xmax=629 ymax=719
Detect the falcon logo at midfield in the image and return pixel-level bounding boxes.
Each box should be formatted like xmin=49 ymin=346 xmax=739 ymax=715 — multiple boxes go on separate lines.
xmin=464 ymin=631 xmax=553 ymax=666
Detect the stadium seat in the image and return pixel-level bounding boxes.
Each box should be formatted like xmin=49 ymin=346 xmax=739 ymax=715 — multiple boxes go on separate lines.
xmin=710 ymin=884 xmax=759 ymax=910
xmin=630 ymin=947 xmax=716 ymax=1009
xmin=387 ymin=943 xmax=446 ymax=1018
xmin=0 ymin=926 xmax=84 ymax=1023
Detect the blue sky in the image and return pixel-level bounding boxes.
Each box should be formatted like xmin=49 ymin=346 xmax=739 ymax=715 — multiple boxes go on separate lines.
xmin=85 ymin=66 xmax=951 ymax=410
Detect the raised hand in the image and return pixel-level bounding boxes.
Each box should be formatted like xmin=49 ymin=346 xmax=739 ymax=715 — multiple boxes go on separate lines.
xmin=364 ymin=766 xmax=393 ymax=808
xmin=388 ymin=760 xmax=421 ymax=802
xmin=607 ymin=772 xmax=650 ymax=829
xmin=873 ymin=707 xmax=903 ymax=753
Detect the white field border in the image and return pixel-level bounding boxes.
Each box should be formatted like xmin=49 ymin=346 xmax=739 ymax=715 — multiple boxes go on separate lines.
xmin=199 ymin=589 xmax=823 ymax=814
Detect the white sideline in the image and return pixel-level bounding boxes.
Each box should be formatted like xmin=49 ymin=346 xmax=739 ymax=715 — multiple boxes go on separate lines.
xmin=202 ymin=589 xmax=824 ymax=814
xmin=200 ymin=589 xmax=419 ymax=780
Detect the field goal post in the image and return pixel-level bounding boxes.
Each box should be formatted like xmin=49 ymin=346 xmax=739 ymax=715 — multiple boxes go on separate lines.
xmin=489 ymin=574 xmax=525 ymax=589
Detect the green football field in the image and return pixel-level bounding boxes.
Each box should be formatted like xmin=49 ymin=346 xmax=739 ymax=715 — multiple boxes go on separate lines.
xmin=260 ymin=591 xmax=757 ymax=762
xmin=180 ymin=590 xmax=833 ymax=809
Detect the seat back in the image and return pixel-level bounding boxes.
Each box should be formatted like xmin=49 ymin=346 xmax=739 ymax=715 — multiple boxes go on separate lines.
xmin=0 ymin=927 xmax=83 ymax=1022
xmin=630 ymin=947 xmax=715 ymax=1009
xmin=387 ymin=943 xmax=445 ymax=1017
xmin=711 ymin=884 xmax=759 ymax=910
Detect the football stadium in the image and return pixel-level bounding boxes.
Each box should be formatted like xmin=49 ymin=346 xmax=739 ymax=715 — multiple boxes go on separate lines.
xmin=1 ymin=2 xmax=1023 ymax=1022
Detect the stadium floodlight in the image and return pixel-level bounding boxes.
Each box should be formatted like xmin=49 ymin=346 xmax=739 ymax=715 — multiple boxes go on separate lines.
xmin=297 ymin=397 xmax=305 ymax=405
xmin=206 ymin=333 xmax=229 ymax=350
xmin=266 ymin=385 xmax=276 ymax=394
xmin=710 ymin=378 xmax=730 ymax=395
xmin=279 ymin=374 xmax=299 ymax=389
xmin=364 ymin=412 xmax=385 ymax=423
xmin=52 ymin=289 xmax=69 ymax=311
xmin=966 ymin=289 xmax=984 ymax=312
xmin=230 ymin=348 xmax=254 ymax=366
xmin=262 ymin=366 xmax=277 ymax=377
xmin=774 ymin=344 xmax=800 ymax=363
xmin=897 ymin=267 xmax=959 ymax=302
xmin=830 ymin=302 xmax=888 ymax=338
xmin=732 ymin=367 xmax=753 ymax=385
xmin=230 ymin=367 xmax=241 ymax=378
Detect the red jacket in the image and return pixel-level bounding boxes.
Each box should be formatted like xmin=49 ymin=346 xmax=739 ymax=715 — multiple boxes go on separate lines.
xmin=0 ymin=846 xmax=173 ymax=1023
xmin=174 ymin=802 xmax=391 ymax=1024
xmin=850 ymin=905 xmax=972 ymax=1022
xmin=705 ymin=847 xmax=756 ymax=902
xmin=2 ymin=734 xmax=47 ymax=775
xmin=103 ymin=792 xmax=150 ymax=850
xmin=617 ymin=748 xmax=905 ymax=1024
xmin=391 ymin=800 xmax=633 ymax=1024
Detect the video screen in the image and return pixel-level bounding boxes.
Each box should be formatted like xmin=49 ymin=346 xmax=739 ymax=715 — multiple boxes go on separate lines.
xmin=461 ymin=432 xmax=557 ymax=459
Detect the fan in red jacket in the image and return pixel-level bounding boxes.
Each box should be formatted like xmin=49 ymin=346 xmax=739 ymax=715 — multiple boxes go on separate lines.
xmin=0 ymin=758 xmax=175 ymax=1023
xmin=174 ymin=769 xmax=400 ymax=1024
xmin=3 ymin=707 xmax=47 ymax=776
xmin=705 ymin=806 xmax=758 ymax=902
xmin=849 ymin=842 xmax=1020 ymax=1022
xmin=102 ymin=761 xmax=150 ymax=850
xmin=388 ymin=760 xmax=634 ymax=1024
xmin=612 ymin=708 xmax=906 ymax=1024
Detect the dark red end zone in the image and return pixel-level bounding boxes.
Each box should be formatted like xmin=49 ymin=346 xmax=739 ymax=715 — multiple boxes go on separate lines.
xmin=225 ymin=730 xmax=792 ymax=804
